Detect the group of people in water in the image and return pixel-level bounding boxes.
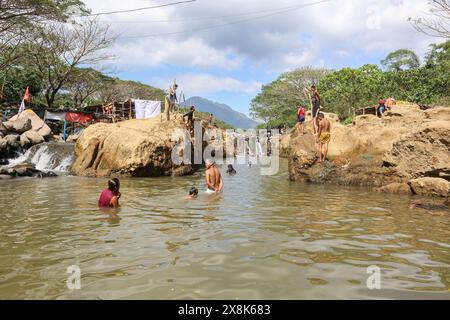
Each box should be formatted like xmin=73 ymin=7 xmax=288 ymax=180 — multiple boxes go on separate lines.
xmin=297 ymin=85 xmax=331 ymax=163
xmin=98 ymin=161 xmax=239 ymax=208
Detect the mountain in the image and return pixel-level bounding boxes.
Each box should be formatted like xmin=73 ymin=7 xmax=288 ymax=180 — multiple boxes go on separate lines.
xmin=185 ymin=97 xmax=258 ymax=129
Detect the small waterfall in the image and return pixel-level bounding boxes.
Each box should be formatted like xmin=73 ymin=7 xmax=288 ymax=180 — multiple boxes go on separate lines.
xmin=5 ymin=142 xmax=75 ymax=173
xmin=256 ymin=141 xmax=263 ymax=156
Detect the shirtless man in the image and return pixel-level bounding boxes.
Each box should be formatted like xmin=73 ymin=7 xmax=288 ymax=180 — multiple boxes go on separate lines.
xmin=205 ymin=160 xmax=223 ymax=194
xmin=316 ymin=113 xmax=331 ymax=163
xmin=309 ymin=85 xmax=321 ymax=135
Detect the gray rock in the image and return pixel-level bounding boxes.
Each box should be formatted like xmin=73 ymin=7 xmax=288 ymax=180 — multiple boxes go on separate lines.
xmin=0 ymin=136 xmax=7 ymax=152
xmin=4 ymin=118 xmax=32 ymax=133
xmin=20 ymin=130 xmax=45 ymax=147
xmin=4 ymin=134 xmax=20 ymax=148
xmin=0 ymin=121 xmax=7 ymax=135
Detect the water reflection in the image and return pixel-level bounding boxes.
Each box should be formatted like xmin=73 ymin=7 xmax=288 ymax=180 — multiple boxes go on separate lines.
xmin=0 ymin=160 xmax=449 ymax=300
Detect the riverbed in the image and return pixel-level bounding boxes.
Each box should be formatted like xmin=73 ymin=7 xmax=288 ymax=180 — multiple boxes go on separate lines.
xmin=0 ymin=160 xmax=449 ymax=299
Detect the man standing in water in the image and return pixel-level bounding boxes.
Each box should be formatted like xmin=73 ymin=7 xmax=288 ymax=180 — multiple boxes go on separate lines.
xmin=316 ymin=113 xmax=331 ymax=163
xmin=205 ymin=160 xmax=223 ymax=194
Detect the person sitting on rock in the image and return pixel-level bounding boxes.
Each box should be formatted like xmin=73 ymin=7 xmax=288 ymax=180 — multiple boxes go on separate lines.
xmin=98 ymin=178 xmax=121 ymax=208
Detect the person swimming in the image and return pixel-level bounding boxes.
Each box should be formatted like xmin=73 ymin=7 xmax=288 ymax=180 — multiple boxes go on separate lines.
xmin=226 ymin=164 xmax=237 ymax=175
xmin=185 ymin=187 xmax=199 ymax=200
xmin=98 ymin=178 xmax=121 ymax=208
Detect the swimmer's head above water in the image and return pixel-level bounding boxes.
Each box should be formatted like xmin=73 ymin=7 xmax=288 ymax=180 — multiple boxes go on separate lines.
xmin=189 ymin=187 xmax=199 ymax=197
xmin=108 ymin=178 xmax=120 ymax=193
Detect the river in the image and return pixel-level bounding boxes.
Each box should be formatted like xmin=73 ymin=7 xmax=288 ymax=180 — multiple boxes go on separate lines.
xmin=0 ymin=159 xmax=449 ymax=299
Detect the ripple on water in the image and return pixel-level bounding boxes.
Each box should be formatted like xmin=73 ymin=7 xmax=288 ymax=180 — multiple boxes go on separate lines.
xmin=0 ymin=161 xmax=450 ymax=299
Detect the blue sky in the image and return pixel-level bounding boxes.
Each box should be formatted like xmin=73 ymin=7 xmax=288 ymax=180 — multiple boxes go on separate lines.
xmin=83 ymin=0 xmax=437 ymax=117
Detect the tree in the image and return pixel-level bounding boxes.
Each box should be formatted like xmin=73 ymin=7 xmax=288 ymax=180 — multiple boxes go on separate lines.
xmin=250 ymin=67 xmax=330 ymax=128
xmin=410 ymin=0 xmax=450 ymax=39
xmin=98 ymin=79 xmax=166 ymax=104
xmin=0 ymin=0 xmax=88 ymax=69
xmin=318 ymin=65 xmax=386 ymax=119
xmin=381 ymin=49 xmax=421 ymax=71
xmin=65 ymin=68 xmax=113 ymax=109
xmin=26 ymin=19 xmax=114 ymax=109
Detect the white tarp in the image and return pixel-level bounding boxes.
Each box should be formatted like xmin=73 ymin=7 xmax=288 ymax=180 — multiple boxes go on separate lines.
xmin=44 ymin=111 xmax=66 ymax=121
xmin=134 ymin=100 xmax=161 ymax=119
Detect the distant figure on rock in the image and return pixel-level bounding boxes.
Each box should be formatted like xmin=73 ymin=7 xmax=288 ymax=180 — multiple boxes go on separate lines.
xmin=183 ymin=106 xmax=195 ymax=134
xmin=166 ymin=82 xmax=178 ymax=121
xmin=205 ymin=160 xmax=223 ymax=194
xmin=297 ymin=104 xmax=306 ymax=135
xmin=226 ymin=164 xmax=237 ymax=175
xmin=309 ymin=85 xmax=321 ymax=135
xmin=98 ymin=178 xmax=121 ymax=208
xmin=386 ymin=96 xmax=395 ymax=111
xmin=208 ymin=113 xmax=214 ymax=126
xmin=185 ymin=187 xmax=199 ymax=200
xmin=317 ymin=113 xmax=331 ymax=163
xmin=377 ymin=98 xmax=386 ymax=117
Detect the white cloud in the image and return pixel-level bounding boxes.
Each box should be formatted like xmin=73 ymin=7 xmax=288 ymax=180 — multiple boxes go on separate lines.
xmin=153 ymin=73 xmax=262 ymax=95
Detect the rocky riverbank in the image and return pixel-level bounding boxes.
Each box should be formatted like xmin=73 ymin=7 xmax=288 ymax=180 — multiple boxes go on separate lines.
xmin=288 ymin=104 xmax=450 ymax=200
xmin=0 ymin=110 xmax=52 ymax=161
xmin=71 ymin=114 xmax=224 ymax=178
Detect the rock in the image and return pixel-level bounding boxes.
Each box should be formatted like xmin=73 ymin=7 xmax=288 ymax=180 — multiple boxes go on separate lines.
xmin=20 ymin=130 xmax=45 ymax=147
xmin=408 ymin=178 xmax=450 ymax=198
xmin=66 ymin=134 xmax=79 ymax=143
xmin=4 ymin=134 xmax=20 ymax=148
xmin=375 ymin=183 xmax=412 ymax=195
xmin=8 ymin=110 xmax=52 ymax=138
xmin=0 ymin=174 xmax=13 ymax=180
xmin=288 ymin=104 xmax=450 ymax=197
xmin=0 ymin=137 xmax=7 ymax=152
xmin=0 ymin=121 xmax=7 ymax=135
xmin=4 ymin=117 xmax=32 ymax=133
xmin=71 ymin=115 xmax=211 ymax=178
xmin=383 ymin=124 xmax=450 ymax=179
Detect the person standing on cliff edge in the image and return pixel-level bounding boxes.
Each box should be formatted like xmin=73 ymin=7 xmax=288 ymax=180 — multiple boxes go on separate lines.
xmin=309 ymin=85 xmax=321 ymax=135
xmin=317 ymin=113 xmax=331 ymax=163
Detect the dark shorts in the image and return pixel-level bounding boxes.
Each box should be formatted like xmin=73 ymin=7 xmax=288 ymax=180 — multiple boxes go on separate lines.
xmin=312 ymin=100 xmax=320 ymax=117
xmin=298 ymin=116 xmax=305 ymax=123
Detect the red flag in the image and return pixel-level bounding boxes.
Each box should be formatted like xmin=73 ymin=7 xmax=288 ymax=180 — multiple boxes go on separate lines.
xmin=23 ymin=87 xmax=30 ymax=103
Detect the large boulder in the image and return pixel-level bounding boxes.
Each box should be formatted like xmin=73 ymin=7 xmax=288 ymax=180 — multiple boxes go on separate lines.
xmin=4 ymin=117 xmax=32 ymax=133
xmin=288 ymin=104 xmax=450 ymax=197
xmin=383 ymin=124 xmax=450 ymax=179
xmin=20 ymin=130 xmax=45 ymax=147
xmin=8 ymin=110 xmax=52 ymax=138
xmin=408 ymin=178 xmax=450 ymax=198
xmin=71 ymin=115 xmax=209 ymax=178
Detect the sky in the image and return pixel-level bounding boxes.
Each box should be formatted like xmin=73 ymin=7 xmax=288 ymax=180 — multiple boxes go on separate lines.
xmin=82 ymin=0 xmax=437 ymax=116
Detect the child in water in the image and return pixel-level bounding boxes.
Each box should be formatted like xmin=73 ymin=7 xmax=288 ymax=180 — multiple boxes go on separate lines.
xmin=98 ymin=178 xmax=121 ymax=208
xmin=226 ymin=164 xmax=237 ymax=175
xmin=185 ymin=187 xmax=199 ymax=200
